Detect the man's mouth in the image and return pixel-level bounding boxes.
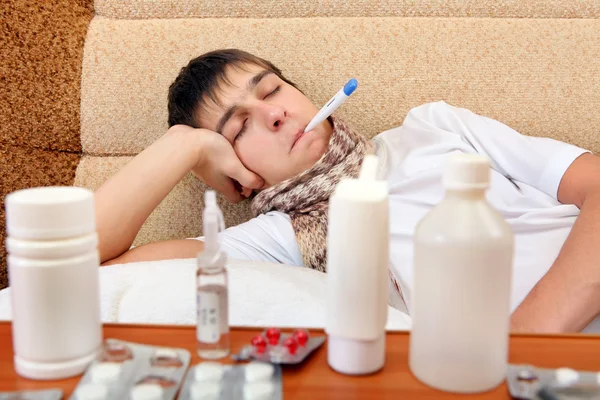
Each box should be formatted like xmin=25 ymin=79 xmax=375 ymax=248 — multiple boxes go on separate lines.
xmin=292 ymin=128 xmax=309 ymax=149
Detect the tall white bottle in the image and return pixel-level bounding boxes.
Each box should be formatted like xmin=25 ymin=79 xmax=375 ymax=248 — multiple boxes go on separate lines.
xmin=5 ymin=186 xmax=102 ymax=380
xmin=326 ymin=155 xmax=389 ymax=375
xmin=409 ymin=154 xmax=514 ymax=393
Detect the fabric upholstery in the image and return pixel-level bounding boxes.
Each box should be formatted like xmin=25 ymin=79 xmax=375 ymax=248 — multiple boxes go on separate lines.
xmin=0 ymin=0 xmax=94 ymax=289
xmin=95 ymin=0 xmax=600 ymax=19
xmin=78 ymin=12 xmax=600 ymax=249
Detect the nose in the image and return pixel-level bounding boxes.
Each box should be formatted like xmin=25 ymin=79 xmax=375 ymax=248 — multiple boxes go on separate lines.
xmin=262 ymin=104 xmax=286 ymax=133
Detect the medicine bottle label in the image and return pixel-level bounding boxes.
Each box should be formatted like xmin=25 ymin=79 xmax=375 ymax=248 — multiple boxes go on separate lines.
xmin=197 ymin=291 xmax=220 ymax=344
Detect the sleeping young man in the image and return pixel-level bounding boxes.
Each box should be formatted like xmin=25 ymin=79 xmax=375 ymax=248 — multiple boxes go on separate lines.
xmin=95 ymin=49 xmax=600 ymax=333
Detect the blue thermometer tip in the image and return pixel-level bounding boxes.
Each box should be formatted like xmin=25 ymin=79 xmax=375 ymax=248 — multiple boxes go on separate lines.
xmin=343 ymin=78 xmax=358 ymax=96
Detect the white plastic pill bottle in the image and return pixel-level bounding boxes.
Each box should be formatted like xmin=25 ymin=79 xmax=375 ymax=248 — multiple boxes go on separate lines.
xmin=5 ymin=186 xmax=102 ymax=380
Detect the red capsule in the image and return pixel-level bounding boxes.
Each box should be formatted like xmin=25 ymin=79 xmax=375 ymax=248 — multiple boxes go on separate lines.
xmin=251 ymin=335 xmax=267 ymax=354
xmin=283 ymin=336 xmax=298 ymax=355
xmin=292 ymin=329 xmax=310 ymax=347
xmin=265 ymin=328 xmax=281 ymax=345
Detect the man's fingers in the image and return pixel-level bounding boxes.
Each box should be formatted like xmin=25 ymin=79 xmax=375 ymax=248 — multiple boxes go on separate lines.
xmin=224 ymin=188 xmax=244 ymax=203
xmin=243 ymin=187 xmax=253 ymax=197
xmin=229 ymin=164 xmax=264 ymax=190
xmin=219 ymin=180 xmax=244 ymax=203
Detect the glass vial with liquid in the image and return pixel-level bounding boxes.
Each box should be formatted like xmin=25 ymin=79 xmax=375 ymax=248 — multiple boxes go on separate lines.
xmin=196 ymin=257 xmax=229 ymax=359
xmin=196 ymin=191 xmax=230 ymax=359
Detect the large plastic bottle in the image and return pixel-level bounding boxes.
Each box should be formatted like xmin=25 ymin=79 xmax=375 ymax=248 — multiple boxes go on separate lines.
xmin=409 ymin=153 xmax=514 ymax=393
xmin=326 ymin=154 xmax=389 ymax=375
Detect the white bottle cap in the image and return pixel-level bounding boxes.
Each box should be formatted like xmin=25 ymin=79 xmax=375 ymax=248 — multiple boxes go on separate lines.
xmin=443 ymin=153 xmax=490 ymax=190
xmin=130 ymin=384 xmax=164 ymax=400
xmin=91 ymin=362 xmax=121 ymax=383
xmin=328 ymin=334 xmax=385 ymax=375
xmin=76 ymin=383 xmax=108 ymax=400
xmin=5 ymin=186 xmax=96 ymax=240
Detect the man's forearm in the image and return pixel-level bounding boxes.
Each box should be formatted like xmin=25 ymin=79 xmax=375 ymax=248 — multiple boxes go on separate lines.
xmin=95 ymin=128 xmax=202 ymax=263
xmin=511 ymin=190 xmax=600 ymax=332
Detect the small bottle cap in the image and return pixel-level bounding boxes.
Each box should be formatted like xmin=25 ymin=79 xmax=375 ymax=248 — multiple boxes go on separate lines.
xmin=443 ymin=153 xmax=490 ymax=190
xmin=91 ymin=362 xmax=121 ymax=383
xmin=6 ymin=186 xmax=96 ymax=240
xmin=194 ymin=362 xmax=225 ymax=381
xmin=190 ymin=381 xmax=221 ymax=399
xmin=76 ymin=383 xmax=108 ymax=400
xmin=130 ymin=384 xmax=163 ymax=400
xmin=245 ymin=362 xmax=274 ymax=382
xmin=243 ymin=381 xmax=275 ymax=400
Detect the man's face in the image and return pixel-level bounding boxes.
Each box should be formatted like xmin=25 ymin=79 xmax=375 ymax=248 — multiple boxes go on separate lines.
xmin=196 ymin=63 xmax=332 ymax=188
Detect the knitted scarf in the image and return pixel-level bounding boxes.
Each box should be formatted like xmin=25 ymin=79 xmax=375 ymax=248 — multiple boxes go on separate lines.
xmin=251 ymin=115 xmax=406 ymax=308
xmin=251 ymin=116 xmax=372 ymax=272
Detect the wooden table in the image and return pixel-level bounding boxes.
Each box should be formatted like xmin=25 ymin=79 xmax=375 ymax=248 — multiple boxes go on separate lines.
xmin=1 ymin=322 xmax=600 ymax=399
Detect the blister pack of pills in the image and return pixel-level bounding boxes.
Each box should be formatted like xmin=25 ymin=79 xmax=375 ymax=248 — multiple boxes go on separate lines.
xmin=231 ymin=328 xmax=325 ymax=364
xmin=178 ymin=361 xmax=282 ymax=400
xmin=507 ymin=364 xmax=600 ymax=399
xmin=69 ymin=339 xmax=191 ymax=400
xmin=0 ymin=389 xmax=63 ymax=400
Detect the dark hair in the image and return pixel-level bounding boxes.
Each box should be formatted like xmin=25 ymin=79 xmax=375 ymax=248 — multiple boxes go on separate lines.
xmin=167 ymin=49 xmax=298 ymax=128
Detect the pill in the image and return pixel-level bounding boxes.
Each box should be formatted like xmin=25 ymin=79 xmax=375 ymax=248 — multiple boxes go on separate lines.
xmin=194 ymin=362 xmax=225 ymax=381
xmin=292 ymin=329 xmax=310 ymax=347
xmin=76 ymin=383 xmax=108 ymax=400
xmin=91 ymin=362 xmax=121 ymax=383
xmin=516 ymin=367 xmax=537 ymax=382
xmin=151 ymin=349 xmax=183 ymax=367
xmin=190 ymin=381 xmax=221 ymax=400
xmin=154 ymin=349 xmax=178 ymax=359
xmin=130 ymin=384 xmax=164 ymax=400
xmin=243 ymin=381 xmax=275 ymax=400
xmin=245 ymin=362 xmax=275 ymax=382
xmin=265 ymin=328 xmax=280 ymax=345
xmin=555 ymin=368 xmax=579 ymax=385
xmin=283 ymin=336 xmax=298 ymax=355
xmin=251 ymin=335 xmax=267 ymax=354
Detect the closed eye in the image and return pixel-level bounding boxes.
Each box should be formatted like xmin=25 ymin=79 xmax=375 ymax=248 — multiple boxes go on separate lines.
xmin=234 ymin=118 xmax=248 ymax=142
xmin=265 ymin=86 xmax=281 ymax=98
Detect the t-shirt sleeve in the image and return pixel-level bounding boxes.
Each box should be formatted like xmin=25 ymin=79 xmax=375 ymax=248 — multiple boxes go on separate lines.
xmin=191 ymin=211 xmax=303 ymax=267
xmin=404 ymin=101 xmax=591 ymax=200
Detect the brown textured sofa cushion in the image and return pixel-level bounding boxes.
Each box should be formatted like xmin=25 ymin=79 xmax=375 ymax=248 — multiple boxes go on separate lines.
xmin=0 ymin=0 xmax=94 ymax=289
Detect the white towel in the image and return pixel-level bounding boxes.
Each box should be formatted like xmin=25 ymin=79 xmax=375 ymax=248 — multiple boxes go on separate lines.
xmin=0 ymin=258 xmax=412 ymax=330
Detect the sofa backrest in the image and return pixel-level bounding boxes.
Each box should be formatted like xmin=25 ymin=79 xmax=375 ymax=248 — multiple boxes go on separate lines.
xmin=76 ymin=0 xmax=600 ymax=247
xmin=26 ymin=0 xmax=600 ymax=250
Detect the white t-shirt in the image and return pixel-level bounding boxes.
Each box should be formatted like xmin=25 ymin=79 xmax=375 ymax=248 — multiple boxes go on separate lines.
xmin=195 ymin=101 xmax=589 ymax=315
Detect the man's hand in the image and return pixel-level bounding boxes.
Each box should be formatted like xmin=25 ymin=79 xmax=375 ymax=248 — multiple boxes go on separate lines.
xmin=169 ymin=125 xmax=264 ymax=203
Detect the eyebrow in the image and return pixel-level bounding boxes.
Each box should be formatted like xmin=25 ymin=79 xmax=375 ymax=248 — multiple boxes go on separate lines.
xmin=215 ymin=70 xmax=274 ymax=134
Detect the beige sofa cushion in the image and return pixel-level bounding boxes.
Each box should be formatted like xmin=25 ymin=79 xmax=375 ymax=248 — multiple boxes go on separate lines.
xmin=95 ymin=0 xmax=600 ymax=19
xmin=77 ymin=1 xmax=600 ymax=246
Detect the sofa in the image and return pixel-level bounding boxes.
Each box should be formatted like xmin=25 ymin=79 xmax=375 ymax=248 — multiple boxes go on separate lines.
xmin=2 ymin=0 xmax=599 ymax=308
